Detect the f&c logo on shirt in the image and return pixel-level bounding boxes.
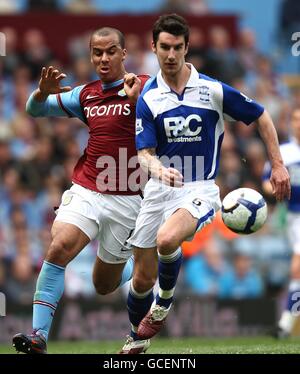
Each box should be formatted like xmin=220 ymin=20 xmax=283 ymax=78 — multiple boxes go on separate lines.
xmin=164 ymin=115 xmax=202 ymax=140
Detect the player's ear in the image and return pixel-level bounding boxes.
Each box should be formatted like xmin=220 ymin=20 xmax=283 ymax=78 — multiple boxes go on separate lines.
xmin=184 ymin=42 xmax=189 ymax=56
xmin=122 ymin=48 xmax=127 ymax=61
xmin=151 ymin=41 xmax=156 ymax=54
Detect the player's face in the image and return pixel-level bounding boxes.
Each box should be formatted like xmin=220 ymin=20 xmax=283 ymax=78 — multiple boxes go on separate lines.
xmin=152 ymin=32 xmax=188 ymax=78
xmin=90 ymin=33 xmax=126 ymax=83
xmin=291 ymin=109 xmax=300 ymax=142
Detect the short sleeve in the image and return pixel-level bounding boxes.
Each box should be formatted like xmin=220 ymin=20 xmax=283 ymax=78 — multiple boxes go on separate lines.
xmin=222 ymin=83 xmax=264 ymax=125
xmin=135 ymin=96 xmax=157 ymax=150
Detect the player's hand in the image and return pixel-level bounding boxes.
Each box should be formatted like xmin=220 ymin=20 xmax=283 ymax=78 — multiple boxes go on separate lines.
xmin=124 ymin=73 xmax=141 ymax=103
xmin=36 ymin=66 xmax=72 ymax=100
xmin=159 ymin=167 xmax=184 ymax=188
xmin=270 ymin=164 xmax=291 ymax=201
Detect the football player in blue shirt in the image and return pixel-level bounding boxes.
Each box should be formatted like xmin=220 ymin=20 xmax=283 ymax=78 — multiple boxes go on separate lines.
xmin=263 ymin=107 xmax=300 ymax=338
xmin=120 ymin=14 xmax=290 ymax=353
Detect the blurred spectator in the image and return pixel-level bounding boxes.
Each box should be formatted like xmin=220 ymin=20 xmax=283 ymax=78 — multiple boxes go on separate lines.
xmin=279 ymin=0 xmax=300 ymax=44
xmin=183 ymin=212 xmax=239 ymax=296
xmin=64 ymin=0 xmax=97 ymax=14
xmin=2 ymin=205 xmax=42 ymax=304
xmin=245 ymin=54 xmax=290 ymax=99
xmin=69 ymin=57 xmax=95 ymax=86
xmin=21 ymin=29 xmax=54 ymax=80
xmin=0 ymin=0 xmax=21 ymax=13
xmin=10 ymin=113 xmax=38 ymax=161
xmin=237 ymin=28 xmax=259 ymax=72
xmin=243 ymin=139 xmax=267 ymax=187
xmin=139 ymin=32 xmax=160 ymax=76
xmin=161 ymin=0 xmax=209 ymax=14
xmin=68 ymin=31 xmax=92 ymax=61
xmin=186 ymin=27 xmax=207 ymax=72
xmin=184 ymin=245 xmax=228 ymax=296
xmin=27 ymin=0 xmax=59 ymax=11
xmin=160 ymin=0 xmax=186 ymax=13
xmin=0 ymin=136 xmax=14 ymax=176
xmin=204 ymin=26 xmax=245 ymax=84
xmin=0 ymin=27 xmax=21 ymax=76
xmin=218 ymin=149 xmax=247 ymax=198
xmin=254 ymin=78 xmax=289 ymax=141
xmin=124 ymin=33 xmax=144 ymax=74
xmin=219 ymin=252 xmax=264 ymax=299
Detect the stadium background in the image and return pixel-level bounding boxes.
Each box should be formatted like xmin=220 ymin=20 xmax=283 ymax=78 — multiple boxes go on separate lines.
xmin=0 ymin=0 xmax=300 ymax=349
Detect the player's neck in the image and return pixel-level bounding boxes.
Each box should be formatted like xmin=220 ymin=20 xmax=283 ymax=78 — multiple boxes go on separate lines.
xmin=162 ymin=64 xmax=191 ymax=95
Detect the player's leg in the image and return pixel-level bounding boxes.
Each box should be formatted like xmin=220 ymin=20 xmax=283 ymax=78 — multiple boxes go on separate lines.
xmin=276 ymin=213 xmax=300 ymax=338
xmin=120 ymin=247 xmax=157 ymax=354
xmin=277 ymin=253 xmax=300 ymax=337
xmin=92 ymin=194 xmax=142 ymax=295
xmin=137 ymin=208 xmax=197 ymax=339
xmin=13 ymin=186 xmax=99 ymax=353
xmin=137 ymin=184 xmax=219 ymax=339
xmin=12 ymin=221 xmax=92 ymax=354
xmin=118 ymin=182 xmax=162 ymax=353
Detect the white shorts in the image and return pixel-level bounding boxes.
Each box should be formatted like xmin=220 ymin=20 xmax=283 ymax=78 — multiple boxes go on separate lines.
xmin=55 ymin=184 xmax=142 ymax=263
xmin=128 ymin=178 xmax=221 ymax=248
xmin=287 ymin=212 xmax=300 ymax=254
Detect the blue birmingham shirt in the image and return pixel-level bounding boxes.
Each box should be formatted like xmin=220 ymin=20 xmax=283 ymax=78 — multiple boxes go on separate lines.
xmin=136 ymin=64 xmax=264 ymax=182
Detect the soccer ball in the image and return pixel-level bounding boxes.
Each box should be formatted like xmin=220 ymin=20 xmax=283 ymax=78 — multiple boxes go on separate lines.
xmin=221 ymin=188 xmax=268 ymax=234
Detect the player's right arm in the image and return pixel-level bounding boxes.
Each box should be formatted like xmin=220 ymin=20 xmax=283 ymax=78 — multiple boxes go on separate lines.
xmin=136 ymin=93 xmax=183 ymax=187
xmin=26 ymin=66 xmax=84 ymax=121
xmin=138 ymin=148 xmax=183 ymax=187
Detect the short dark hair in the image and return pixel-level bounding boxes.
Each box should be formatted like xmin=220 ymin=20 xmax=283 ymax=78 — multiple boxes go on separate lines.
xmin=152 ymin=14 xmax=189 ymax=46
xmin=90 ymin=27 xmax=125 ymax=49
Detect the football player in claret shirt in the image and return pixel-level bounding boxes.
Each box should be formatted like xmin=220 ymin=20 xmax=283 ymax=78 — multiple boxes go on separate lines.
xmin=119 ymin=14 xmax=290 ymax=353
xmin=12 ymin=27 xmax=149 ymax=354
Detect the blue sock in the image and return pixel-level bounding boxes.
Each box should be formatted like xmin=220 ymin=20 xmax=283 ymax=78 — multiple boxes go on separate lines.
xmin=127 ymin=282 xmax=154 ymax=340
xmin=286 ymin=280 xmax=300 ymax=313
xmin=156 ymin=247 xmax=183 ymax=309
xmin=119 ymin=256 xmax=134 ymax=287
xmin=33 ymin=261 xmax=65 ymax=341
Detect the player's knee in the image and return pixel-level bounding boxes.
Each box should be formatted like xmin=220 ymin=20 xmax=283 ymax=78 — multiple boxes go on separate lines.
xmin=291 ymin=256 xmax=300 ymax=278
xmin=290 ymin=266 xmax=300 ymax=279
xmin=46 ymin=240 xmax=73 ymax=267
xmin=157 ymin=230 xmax=178 ymax=255
xmin=93 ymin=281 xmax=116 ymax=295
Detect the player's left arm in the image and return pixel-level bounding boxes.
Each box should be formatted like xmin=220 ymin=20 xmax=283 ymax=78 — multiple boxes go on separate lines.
xmin=221 ymin=82 xmax=290 ymax=201
xmin=256 ymin=110 xmax=290 ymax=201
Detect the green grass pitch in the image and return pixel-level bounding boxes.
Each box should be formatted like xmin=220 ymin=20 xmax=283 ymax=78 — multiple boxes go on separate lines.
xmin=1 ymin=337 xmax=300 ymax=354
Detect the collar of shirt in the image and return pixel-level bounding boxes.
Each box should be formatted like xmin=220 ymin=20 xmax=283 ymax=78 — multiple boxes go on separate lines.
xmin=157 ymin=63 xmax=199 ymax=93
xmin=101 ymin=78 xmax=124 ymax=90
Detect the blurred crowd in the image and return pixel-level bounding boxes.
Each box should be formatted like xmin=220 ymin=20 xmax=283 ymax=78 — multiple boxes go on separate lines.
xmin=0 ymin=0 xmax=209 ymax=15
xmin=0 ymin=2 xmax=299 ymax=307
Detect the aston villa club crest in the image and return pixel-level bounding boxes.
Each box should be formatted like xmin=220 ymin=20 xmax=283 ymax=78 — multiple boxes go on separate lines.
xmin=118 ymin=89 xmax=127 ymax=97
